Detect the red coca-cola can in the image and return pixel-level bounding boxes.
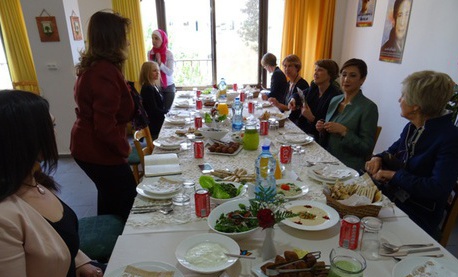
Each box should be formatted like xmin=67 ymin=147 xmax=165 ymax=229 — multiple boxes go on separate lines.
xmin=339 ymin=215 xmax=361 ymax=250
xmin=239 ymin=91 xmax=246 ymax=102
xmin=193 ymin=140 xmax=204 ymax=158
xmin=194 ymin=116 xmax=202 ymax=129
xmin=260 ymin=120 xmax=269 ymax=136
xmin=196 ymin=90 xmax=202 ymax=98
xmin=233 ymin=83 xmax=238 ymax=91
xmin=248 ymin=102 xmax=255 ymax=114
xmin=195 ymin=188 xmax=210 ymax=217
xmin=196 ymin=99 xmax=203 ymax=110
xmin=280 ymin=145 xmax=293 ymax=164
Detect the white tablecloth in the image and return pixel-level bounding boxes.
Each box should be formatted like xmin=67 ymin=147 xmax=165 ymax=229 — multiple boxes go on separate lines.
xmin=106 ymin=92 xmax=456 ymax=276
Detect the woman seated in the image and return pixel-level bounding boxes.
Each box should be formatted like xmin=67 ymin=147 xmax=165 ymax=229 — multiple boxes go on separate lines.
xmin=269 ymin=54 xmax=309 ymax=125
xmin=316 ymin=58 xmax=378 ymax=171
xmin=295 ymin=59 xmax=342 ymax=140
xmin=365 ymin=71 xmax=458 ymax=240
xmin=260 ymin=53 xmax=289 ymax=104
xmin=0 ymin=90 xmax=103 ymax=277
xmin=139 ymin=61 xmax=168 ymax=140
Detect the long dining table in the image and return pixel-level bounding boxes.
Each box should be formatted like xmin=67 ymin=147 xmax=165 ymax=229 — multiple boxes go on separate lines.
xmin=105 ymin=90 xmax=457 ymax=276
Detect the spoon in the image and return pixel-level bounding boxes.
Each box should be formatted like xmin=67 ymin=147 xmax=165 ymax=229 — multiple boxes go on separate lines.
xmin=382 ymin=242 xmax=434 ymax=253
xmin=305 ymin=161 xmax=339 ymax=167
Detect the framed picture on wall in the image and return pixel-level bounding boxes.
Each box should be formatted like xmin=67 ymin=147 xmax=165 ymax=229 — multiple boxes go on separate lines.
xmin=70 ymin=16 xmax=82 ymax=41
xmin=356 ymin=0 xmax=377 ymax=27
xmin=379 ymin=0 xmax=413 ymax=63
xmin=36 ymin=16 xmax=60 ymax=42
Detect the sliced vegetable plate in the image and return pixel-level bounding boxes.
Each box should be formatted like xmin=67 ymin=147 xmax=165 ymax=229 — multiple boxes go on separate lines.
xmin=276 ymin=179 xmax=309 ymax=199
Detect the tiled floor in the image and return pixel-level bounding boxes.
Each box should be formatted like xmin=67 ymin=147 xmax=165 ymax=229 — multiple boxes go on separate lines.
xmin=54 ymin=156 xmax=458 ymax=259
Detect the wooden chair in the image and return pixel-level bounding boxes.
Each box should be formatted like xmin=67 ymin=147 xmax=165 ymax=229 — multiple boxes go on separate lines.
xmin=12 ymin=81 xmax=40 ymax=94
xmin=130 ymin=127 xmax=154 ymax=183
xmin=366 ymin=126 xmax=382 ymax=161
xmin=440 ymin=181 xmax=458 ymax=247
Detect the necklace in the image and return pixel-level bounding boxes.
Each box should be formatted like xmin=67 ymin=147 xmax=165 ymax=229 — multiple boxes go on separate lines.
xmin=23 ymin=182 xmax=46 ymax=195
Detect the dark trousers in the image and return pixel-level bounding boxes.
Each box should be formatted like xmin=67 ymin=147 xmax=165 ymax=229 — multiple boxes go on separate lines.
xmin=74 ymin=158 xmax=137 ymax=221
xmin=162 ymin=84 xmax=176 ymax=111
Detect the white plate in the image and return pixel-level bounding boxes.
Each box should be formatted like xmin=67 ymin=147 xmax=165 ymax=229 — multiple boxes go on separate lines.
xmin=392 ymin=257 xmax=458 ymax=277
xmin=139 ymin=177 xmax=183 ymax=195
xmin=165 ymin=117 xmax=189 ymax=125
xmin=153 ymin=137 xmax=186 ymax=149
xmin=307 ymin=165 xmax=359 ymax=183
xmin=276 ymin=179 xmax=309 ymax=199
xmin=251 ymin=259 xmax=273 ymax=277
xmin=136 ymin=177 xmax=183 ymax=200
xmin=207 ymin=144 xmax=243 ymax=156
xmin=261 ymin=102 xmax=272 ymax=107
xmin=175 ymin=233 xmax=239 ymax=274
xmin=281 ymin=200 xmax=339 ymax=231
xmin=276 ymin=133 xmax=314 ymax=145
xmin=105 ymin=261 xmax=184 ymax=277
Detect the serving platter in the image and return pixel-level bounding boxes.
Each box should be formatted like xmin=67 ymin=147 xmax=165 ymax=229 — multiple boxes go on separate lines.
xmin=281 ymin=200 xmax=339 ymax=231
xmin=207 ymin=144 xmax=243 ymax=156
xmin=392 ymin=257 xmax=458 ymax=277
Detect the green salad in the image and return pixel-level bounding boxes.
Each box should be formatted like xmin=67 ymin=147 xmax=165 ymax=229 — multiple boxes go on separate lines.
xmin=214 ymin=203 xmax=258 ymax=233
xmin=199 ymin=176 xmax=244 ymax=199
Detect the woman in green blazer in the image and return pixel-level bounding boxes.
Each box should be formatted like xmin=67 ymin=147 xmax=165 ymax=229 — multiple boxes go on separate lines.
xmin=316 ymin=59 xmax=379 ymax=171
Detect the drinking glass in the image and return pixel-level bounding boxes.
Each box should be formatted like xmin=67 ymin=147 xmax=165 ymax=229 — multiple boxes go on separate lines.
xmin=172 ymin=182 xmax=191 ymax=206
xmin=243 ymin=123 xmax=259 ymax=150
xmin=329 ymin=248 xmax=366 ymax=277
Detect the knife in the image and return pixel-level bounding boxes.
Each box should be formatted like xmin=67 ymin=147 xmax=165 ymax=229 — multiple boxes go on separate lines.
xmin=379 ymin=247 xmax=441 ymax=257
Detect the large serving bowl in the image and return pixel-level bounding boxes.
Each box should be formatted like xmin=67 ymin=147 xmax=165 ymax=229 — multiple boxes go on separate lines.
xmin=199 ymin=127 xmax=229 ymax=140
xmin=207 ymin=198 xmax=259 ymax=240
xmin=175 ymin=233 xmax=239 ymax=274
xmin=210 ymin=182 xmax=247 ymax=205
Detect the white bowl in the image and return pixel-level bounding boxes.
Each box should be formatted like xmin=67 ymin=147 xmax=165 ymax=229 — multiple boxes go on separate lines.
xmin=210 ymin=183 xmax=247 ymax=205
xmin=207 ymin=199 xmax=259 ymax=240
xmin=175 ymin=233 xmax=239 ymax=274
xmin=199 ymin=127 xmax=229 ymax=140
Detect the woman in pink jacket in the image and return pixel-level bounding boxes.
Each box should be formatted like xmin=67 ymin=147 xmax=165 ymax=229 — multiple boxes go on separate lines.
xmin=0 ymin=90 xmax=102 ymax=277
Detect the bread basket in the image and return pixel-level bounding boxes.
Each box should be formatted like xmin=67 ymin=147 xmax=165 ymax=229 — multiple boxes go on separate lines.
xmin=324 ymin=191 xmax=382 ymax=219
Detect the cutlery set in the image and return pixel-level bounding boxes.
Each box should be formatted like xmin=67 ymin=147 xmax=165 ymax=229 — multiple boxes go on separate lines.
xmin=131 ymin=205 xmax=173 ymax=214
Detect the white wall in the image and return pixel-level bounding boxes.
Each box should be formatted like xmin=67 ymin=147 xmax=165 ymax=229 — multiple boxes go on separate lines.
xmin=20 ymin=0 xmax=84 ymax=154
xmin=332 ymin=0 xmax=458 ymax=153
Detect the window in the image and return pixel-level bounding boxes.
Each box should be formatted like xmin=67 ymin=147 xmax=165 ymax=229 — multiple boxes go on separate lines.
xmin=0 ymin=29 xmax=12 ymax=89
xmin=140 ymin=0 xmax=284 ymax=89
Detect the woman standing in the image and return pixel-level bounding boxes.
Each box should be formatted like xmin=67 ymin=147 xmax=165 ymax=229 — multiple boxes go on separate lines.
xmin=0 ymin=90 xmax=102 ymax=277
xmin=316 ymin=58 xmax=378 ymax=171
xmin=148 ymin=29 xmax=175 ymax=111
xmin=70 ymin=11 xmax=137 ymax=221
xmin=366 ymin=71 xmax=458 ymax=239
xmin=270 ymin=54 xmax=309 ymax=125
xmin=139 ymin=61 xmax=168 ymax=139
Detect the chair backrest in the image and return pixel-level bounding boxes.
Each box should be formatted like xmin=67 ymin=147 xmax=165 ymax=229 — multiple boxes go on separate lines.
xmin=133 ymin=126 xmax=155 ymax=180
xmin=366 ymin=126 xmax=382 ymax=161
xmin=440 ymin=181 xmax=458 ymax=247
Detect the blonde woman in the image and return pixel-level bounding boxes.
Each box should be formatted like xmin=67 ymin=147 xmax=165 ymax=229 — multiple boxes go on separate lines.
xmin=139 ymin=61 xmax=168 ymax=139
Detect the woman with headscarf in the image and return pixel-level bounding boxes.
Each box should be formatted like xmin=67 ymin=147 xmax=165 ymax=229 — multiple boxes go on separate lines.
xmin=148 ymin=29 xmax=175 ymax=111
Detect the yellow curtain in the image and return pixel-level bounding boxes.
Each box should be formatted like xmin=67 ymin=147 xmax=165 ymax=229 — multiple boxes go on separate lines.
xmin=112 ymin=0 xmax=146 ymax=83
xmin=281 ymin=0 xmax=336 ymax=82
xmin=0 ymin=0 xmax=39 ymax=93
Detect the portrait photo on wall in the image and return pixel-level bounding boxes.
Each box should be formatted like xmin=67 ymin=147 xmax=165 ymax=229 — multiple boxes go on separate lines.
xmin=379 ymin=0 xmax=413 ymax=64
xmin=356 ymin=0 xmax=377 ymax=27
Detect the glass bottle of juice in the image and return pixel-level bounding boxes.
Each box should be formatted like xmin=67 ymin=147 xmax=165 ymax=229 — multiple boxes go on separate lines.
xmin=274 ymin=157 xmax=282 ymax=179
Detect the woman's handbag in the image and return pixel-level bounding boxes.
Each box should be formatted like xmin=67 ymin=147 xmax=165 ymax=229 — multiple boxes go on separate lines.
xmin=127 ymin=81 xmax=149 ymax=130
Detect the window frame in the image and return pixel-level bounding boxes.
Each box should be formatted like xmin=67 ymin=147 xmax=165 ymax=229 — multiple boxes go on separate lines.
xmin=154 ymin=0 xmax=270 ymax=89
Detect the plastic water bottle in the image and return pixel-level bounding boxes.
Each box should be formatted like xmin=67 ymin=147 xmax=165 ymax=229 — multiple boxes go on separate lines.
xmin=218 ymin=78 xmax=227 ymax=99
xmin=232 ymin=97 xmax=243 ymax=131
xmin=255 ymin=142 xmax=277 ymax=201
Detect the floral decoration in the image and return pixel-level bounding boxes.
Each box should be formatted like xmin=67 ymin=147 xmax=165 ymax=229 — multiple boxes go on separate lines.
xmin=249 ymin=186 xmax=296 ymax=229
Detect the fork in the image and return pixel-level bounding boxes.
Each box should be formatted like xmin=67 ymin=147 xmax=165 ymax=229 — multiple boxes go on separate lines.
xmin=392 ymin=254 xmax=444 ymax=262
